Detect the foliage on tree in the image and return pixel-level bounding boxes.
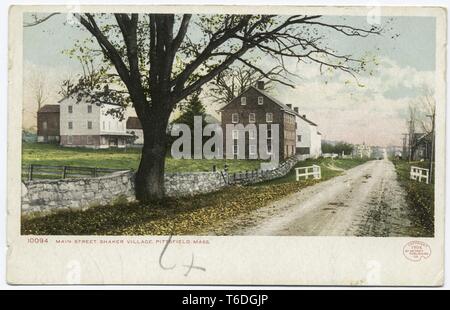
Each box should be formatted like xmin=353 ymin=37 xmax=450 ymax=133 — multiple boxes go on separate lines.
xmin=169 ymin=91 xmax=208 ymax=153
xmin=208 ymin=66 xmax=276 ymax=104
xmin=24 ymin=12 xmax=381 ymax=201
xmin=322 ymin=141 xmax=354 ymax=155
xmin=172 ymin=91 xmax=207 ymax=129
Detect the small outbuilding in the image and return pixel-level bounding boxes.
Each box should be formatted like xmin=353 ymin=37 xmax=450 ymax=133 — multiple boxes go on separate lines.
xmin=126 ymin=116 xmax=144 ymax=145
xmin=37 ymin=105 xmax=60 ymax=143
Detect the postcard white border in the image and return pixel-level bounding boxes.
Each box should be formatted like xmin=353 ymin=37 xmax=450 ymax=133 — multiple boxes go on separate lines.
xmin=6 ymin=4 xmax=446 ymax=285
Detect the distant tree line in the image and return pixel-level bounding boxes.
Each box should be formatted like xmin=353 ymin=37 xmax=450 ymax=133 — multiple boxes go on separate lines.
xmin=322 ymin=141 xmax=354 ymax=155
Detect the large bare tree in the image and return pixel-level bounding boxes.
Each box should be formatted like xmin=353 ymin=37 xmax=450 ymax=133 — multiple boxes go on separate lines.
xmin=27 ymin=68 xmax=48 ymax=111
xmin=417 ymin=86 xmax=436 ymax=135
xmin=208 ymin=66 xmax=278 ymax=105
xmin=25 ymin=13 xmax=380 ymax=201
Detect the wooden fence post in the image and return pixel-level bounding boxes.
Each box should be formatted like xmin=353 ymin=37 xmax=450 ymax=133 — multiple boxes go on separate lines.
xmin=62 ymin=166 xmax=67 ymax=179
xmin=28 ymin=164 xmax=33 ymax=181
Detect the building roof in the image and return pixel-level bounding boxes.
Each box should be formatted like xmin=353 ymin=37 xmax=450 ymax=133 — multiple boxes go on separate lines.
xmin=126 ymin=117 xmax=142 ymax=129
xmin=416 ymin=132 xmax=432 ymax=144
xmin=253 ymin=86 xmax=319 ymax=126
xmin=296 ymin=113 xmax=317 ymax=127
xmin=58 ymin=94 xmax=123 ymax=107
xmin=219 ymin=85 xmax=318 ymax=126
xmin=38 ymin=105 xmax=60 ymax=113
xmin=205 ymin=113 xmax=220 ymax=124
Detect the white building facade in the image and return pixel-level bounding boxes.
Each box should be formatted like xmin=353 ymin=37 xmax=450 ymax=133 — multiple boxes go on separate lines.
xmin=59 ymin=96 xmax=130 ymax=148
xmin=353 ymin=143 xmax=372 ymax=158
xmin=293 ymin=110 xmax=322 ymax=158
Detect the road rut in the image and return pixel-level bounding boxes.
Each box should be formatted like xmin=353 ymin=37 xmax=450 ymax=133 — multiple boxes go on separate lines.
xmin=228 ymin=159 xmax=414 ymax=236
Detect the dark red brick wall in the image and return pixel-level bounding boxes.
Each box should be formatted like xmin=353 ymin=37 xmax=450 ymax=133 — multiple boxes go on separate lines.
xmin=220 ymin=87 xmax=296 ymax=159
xmin=37 ymin=112 xmax=60 ymax=137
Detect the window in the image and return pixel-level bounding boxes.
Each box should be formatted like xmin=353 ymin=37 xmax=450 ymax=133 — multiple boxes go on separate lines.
xmin=266 ymin=113 xmax=273 ymax=123
xmin=42 ymin=121 xmax=47 ymax=130
xmin=249 ymin=129 xmax=256 ymax=140
xmin=249 ymin=113 xmax=255 ymax=123
xmin=87 ymin=136 xmax=93 ymax=145
xmin=67 ymin=135 xmax=73 ymax=144
xmin=267 ymin=128 xmax=272 ymax=139
xmin=297 ymin=135 xmax=302 ymax=142
xmin=68 ymin=106 xmax=73 ymax=113
xmin=88 ymin=105 xmax=92 ymax=113
xmin=232 ymin=130 xmax=239 ymax=140
xmin=87 ymin=121 xmax=92 ymax=129
xmin=233 ymin=145 xmax=239 ymax=155
xmin=232 ymin=113 xmax=239 ymax=123
xmin=258 ymin=96 xmax=264 ymax=105
xmin=68 ymin=121 xmax=73 ymax=129
xmin=249 ymin=145 xmax=257 ymax=155
xmin=241 ymin=97 xmax=247 ymax=105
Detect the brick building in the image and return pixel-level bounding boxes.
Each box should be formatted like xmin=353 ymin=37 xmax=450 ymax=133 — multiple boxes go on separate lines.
xmin=37 ymin=105 xmax=60 ymax=143
xmin=219 ymin=81 xmax=297 ymax=159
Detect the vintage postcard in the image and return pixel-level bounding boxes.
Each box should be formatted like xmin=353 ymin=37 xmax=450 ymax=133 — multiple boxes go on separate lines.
xmin=7 ymin=5 xmax=446 ymax=285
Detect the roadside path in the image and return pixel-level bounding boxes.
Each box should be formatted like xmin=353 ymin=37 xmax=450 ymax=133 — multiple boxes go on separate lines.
xmin=225 ymin=159 xmax=414 ymax=236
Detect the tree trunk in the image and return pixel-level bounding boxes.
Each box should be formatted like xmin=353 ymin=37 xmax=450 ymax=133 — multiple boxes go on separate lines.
xmin=134 ymin=111 xmax=170 ymax=202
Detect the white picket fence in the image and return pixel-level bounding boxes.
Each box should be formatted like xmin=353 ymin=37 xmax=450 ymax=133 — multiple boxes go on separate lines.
xmin=410 ymin=166 xmax=429 ymax=184
xmin=323 ymin=153 xmax=338 ymax=159
xmin=296 ymin=154 xmax=311 ymax=161
xmin=295 ymin=165 xmax=321 ymax=181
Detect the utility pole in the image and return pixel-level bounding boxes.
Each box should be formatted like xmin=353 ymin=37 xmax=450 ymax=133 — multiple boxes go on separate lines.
xmin=402 ymin=133 xmax=408 ymax=161
xmin=408 ymin=119 xmax=415 ymax=161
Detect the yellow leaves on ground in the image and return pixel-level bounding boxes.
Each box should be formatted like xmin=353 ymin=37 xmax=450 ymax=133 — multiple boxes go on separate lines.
xmin=22 ymin=158 xmax=367 ymax=236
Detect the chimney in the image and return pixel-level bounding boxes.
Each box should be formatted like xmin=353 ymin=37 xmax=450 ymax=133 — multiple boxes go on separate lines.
xmin=303 ymin=114 xmax=306 ymax=118
xmin=286 ymin=104 xmax=292 ymax=109
xmin=293 ymin=107 xmax=299 ymax=113
xmin=257 ymin=80 xmax=265 ymax=90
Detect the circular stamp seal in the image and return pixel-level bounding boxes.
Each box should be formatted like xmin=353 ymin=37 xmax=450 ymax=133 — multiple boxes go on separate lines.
xmin=403 ymin=241 xmax=431 ymax=262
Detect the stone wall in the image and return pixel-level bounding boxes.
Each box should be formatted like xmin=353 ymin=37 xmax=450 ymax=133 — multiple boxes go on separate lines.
xmin=21 ymin=156 xmax=303 ymax=216
xmin=22 ymin=171 xmax=135 ymax=215
xmin=164 ymin=172 xmax=227 ymax=197
xmin=21 ymin=170 xmax=228 ymax=215
xmin=228 ymin=156 xmax=301 ymax=185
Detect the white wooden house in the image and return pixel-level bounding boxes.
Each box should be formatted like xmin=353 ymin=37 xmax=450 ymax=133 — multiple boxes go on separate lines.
xmin=59 ymin=96 xmax=131 ymax=148
xmin=353 ymin=143 xmax=372 ymax=158
xmin=292 ymin=107 xmax=322 ymax=158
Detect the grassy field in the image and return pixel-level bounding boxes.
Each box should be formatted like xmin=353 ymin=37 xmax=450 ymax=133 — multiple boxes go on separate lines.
xmin=392 ymin=159 xmax=434 ymax=236
xmin=22 ymin=157 xmax=371 ymax=235
xmin=22 ymin=142 xmax=262 ymax=173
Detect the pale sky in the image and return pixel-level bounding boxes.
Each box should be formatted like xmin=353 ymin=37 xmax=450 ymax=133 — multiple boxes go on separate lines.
xmin=23 ymin=13 xmax=436 ymax=147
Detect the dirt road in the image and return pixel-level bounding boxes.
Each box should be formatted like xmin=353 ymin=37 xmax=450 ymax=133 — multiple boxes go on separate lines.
xmin=228 ymin=158 xmax=414 ymax=236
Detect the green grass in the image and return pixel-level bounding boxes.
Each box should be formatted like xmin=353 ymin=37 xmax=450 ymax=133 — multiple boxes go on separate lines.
xmin=22 ymin=156 xmax=370 ymax=235
xmin=22 ymin=142 xmax=262 ymax=173
xmin=392 ymin=159 xmax=434 ymax=237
